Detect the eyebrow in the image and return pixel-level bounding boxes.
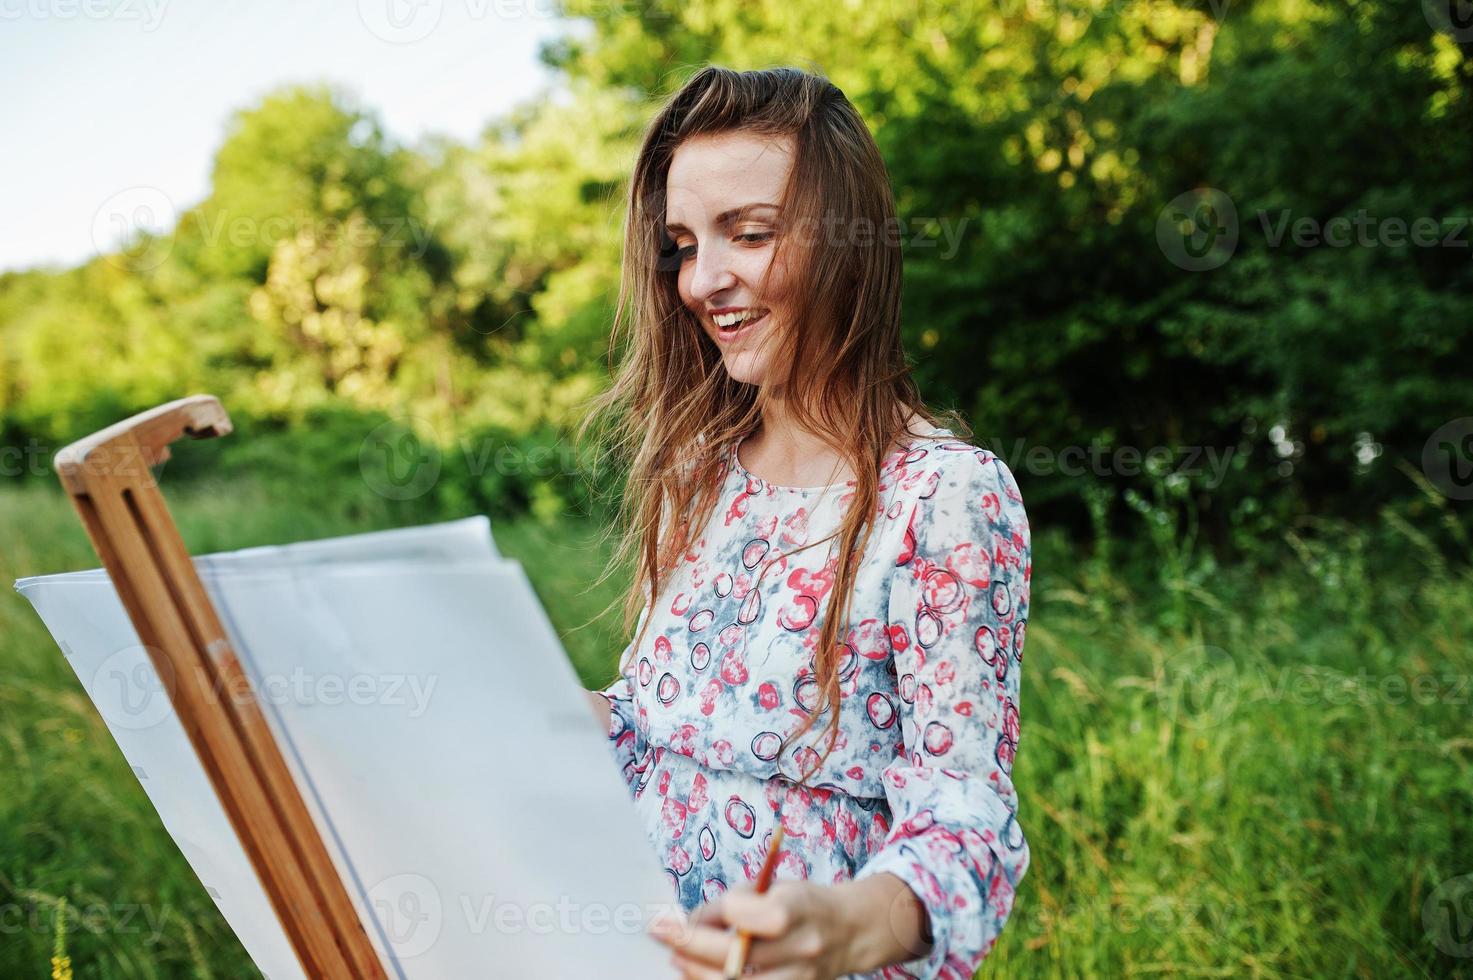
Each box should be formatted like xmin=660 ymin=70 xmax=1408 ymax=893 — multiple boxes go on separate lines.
xmin=664 ymin=202 xmax=781 ymax=234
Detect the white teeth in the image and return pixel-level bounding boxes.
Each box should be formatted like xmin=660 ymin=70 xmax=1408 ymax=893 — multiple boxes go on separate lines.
xmin=713 ymin=309 xmax=767 ymax=328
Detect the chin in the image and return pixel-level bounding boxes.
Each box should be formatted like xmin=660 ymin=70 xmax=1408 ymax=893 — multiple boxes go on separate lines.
xmin=719 ymin=350 xmax=773 ymax=387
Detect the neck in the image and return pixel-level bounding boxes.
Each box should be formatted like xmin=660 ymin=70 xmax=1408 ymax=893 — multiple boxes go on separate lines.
xmin=751 ymin=387 xmax=925 ymax=457
xmin=740 ymin=386 xmax=928 ymax=488
xmin=750 ymin=386 xmax=840 ymax=468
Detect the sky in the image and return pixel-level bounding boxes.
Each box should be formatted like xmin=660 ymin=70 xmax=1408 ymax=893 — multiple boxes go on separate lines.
xmin=0 ymin=0 xmax=572 ymax=273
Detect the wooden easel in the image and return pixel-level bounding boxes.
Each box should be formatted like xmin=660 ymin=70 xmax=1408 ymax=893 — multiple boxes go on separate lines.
xmin=54 ymin=395 xmax=388 ymax=979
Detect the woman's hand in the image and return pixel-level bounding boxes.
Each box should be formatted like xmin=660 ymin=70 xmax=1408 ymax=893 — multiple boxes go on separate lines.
xmin=648 ymin=879 xmax=857 ymax=979
xmin=648 ymin=872 xmax=932 ymax=979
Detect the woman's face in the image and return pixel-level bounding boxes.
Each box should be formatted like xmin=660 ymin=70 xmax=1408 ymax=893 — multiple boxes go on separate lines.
xmin=665 ymin=131 xmax=795 ymax=387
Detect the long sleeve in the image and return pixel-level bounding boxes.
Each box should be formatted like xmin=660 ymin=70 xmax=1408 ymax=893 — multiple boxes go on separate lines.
xmin=597 ymin=497 xmax=678 ymax=798
xmin=853 ymin=450 xmax=1032 ymax=979
xmin=596 ymin=588 xmax=657 ymax=799
xmin=595 ymin=650 xmax=646 ymax=799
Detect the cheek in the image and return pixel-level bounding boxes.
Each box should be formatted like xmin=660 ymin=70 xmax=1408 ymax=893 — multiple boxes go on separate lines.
xmin=676 ymin=267 xmax=694 ymax=308
xmin=748 ymin=250 xmax=788 ymax=304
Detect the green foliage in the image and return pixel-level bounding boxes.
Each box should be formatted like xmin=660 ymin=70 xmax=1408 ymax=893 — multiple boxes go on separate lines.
xmin=3 ymin=0 xmax=1468 ymax=558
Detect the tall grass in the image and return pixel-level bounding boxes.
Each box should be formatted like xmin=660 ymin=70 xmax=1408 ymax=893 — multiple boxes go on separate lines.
xmin=0 ymin=479 xmax=1468 ymax=977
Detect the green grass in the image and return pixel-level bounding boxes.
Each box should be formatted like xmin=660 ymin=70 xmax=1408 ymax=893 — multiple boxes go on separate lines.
xmin=0 ymin=479 xmax=1468 ymax=978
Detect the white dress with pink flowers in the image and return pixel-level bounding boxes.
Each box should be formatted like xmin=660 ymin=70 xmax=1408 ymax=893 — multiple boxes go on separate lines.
xmin=595 ymin=424 xmax=1031 ymax=979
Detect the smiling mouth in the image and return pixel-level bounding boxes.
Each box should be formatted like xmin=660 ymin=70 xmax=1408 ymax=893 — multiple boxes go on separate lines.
xmin=713 ymin=310 xmax=770 ymax=342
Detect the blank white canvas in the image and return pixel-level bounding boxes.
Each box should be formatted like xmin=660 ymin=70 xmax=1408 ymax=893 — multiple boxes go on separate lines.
xmin=15 ymin=517 xmax=675 ymax=979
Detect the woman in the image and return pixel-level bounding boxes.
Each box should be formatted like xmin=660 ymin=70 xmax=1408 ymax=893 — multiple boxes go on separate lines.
xmin=579 ymin=66 xmax=1031 ymax=979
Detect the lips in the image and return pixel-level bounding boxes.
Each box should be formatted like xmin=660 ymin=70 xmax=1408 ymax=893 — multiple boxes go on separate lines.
xmin=714 ymin=310 xmax=769 ymax=343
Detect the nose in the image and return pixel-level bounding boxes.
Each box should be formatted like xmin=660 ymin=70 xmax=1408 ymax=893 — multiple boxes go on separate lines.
xmin=687 ymin=240 xmax=737 ymax=303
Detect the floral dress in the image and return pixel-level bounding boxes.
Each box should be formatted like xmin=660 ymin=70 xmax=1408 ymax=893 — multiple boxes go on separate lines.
xmin=595 ymin=424 xmax=1031 ymax=979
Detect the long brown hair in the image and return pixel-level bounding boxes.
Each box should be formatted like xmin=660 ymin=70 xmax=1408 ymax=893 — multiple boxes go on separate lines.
xmin=577 ymin=65 xmax=968 ymax=786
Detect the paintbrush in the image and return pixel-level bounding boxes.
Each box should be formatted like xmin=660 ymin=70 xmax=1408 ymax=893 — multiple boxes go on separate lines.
xmin=722 ymin=823 xmax=786 ymax=979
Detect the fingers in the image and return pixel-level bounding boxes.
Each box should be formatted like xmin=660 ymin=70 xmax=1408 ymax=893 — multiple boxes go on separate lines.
xmin=688 ymin=897 xmax=729 ymax=929
xmin=650 ymin=884 xmax=817 ymax=973
xmin=741 ymin=967 xmax=809 ymax=980
xmin=652 ymin=916 xmax=738 ymax=966
xmin=669 ymin=949 xmax=725 ymax=979
xmin=651 ymin=898 xmax=726 ymax=957
xmin=718 ymin=886 xmax=795 ymax=938
xmin=671 ymin=951 xmax=807 ymax=980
